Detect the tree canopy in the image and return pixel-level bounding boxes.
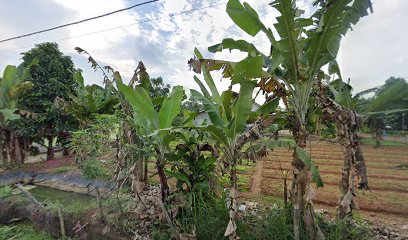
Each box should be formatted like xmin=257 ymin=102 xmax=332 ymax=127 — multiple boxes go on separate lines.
xmin=17 ymin=42 xmax=79 ymax=159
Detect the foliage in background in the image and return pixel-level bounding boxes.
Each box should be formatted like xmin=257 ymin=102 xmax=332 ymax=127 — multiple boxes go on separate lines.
xmin=149 ymin=77 xmax=171 ymax=100
xmin=57 ymin=71 xmax=119 ymax=128
xmin=81 ymin=159 xmax=111 ymax=180
xmin=69 ymin=114 xmax=117 ymax=179
xmin=354 ymin=77 xmax=408 ymax=147
xmin=166 ymin=130 xmax=217 ymax=199
xmin=69 ymin=114 xmax=117 ymax=165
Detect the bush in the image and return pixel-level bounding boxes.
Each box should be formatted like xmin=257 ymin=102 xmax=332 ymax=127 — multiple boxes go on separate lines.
xmin=81 ymin=159 xmax=110 ymax=180
xmin=69 ymin=114 xmax=117 ymax=165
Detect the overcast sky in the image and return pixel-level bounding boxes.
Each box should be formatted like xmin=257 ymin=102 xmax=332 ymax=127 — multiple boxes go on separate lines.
xmin=0 ymin=0 xmax=407 ymax=95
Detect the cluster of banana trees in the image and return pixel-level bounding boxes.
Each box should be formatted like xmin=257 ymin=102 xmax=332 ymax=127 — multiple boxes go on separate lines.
xmin=0 ymin=65 xmax=33 ymax=164
xmin=0 ymin=0 xmax=371 ymax=238
xmin=187 ymin=0 xmax=372 ymax=239
xmin=67 ymin=0 xmax=373 ymax=239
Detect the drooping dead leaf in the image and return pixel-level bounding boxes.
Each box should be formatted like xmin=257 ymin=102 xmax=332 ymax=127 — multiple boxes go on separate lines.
xmin=224 ymin=219 xmax=237 ymax=237
xmin=340 ymin=190 xmax=353 ymax=214
xmin=305 ymin=184 xmax=316 ymax=203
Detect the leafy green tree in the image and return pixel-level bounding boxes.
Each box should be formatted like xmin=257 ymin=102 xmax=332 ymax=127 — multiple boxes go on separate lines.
xmin=19 ymin=42 xmax=78 ymax=160
xmin=183 ymin=95 xmax=203 ymax=113
xmin=149 ymin=77 xmax=170 ymax=99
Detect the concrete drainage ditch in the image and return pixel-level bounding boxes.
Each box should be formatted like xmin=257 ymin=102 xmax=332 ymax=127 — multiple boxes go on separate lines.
xmin=0 ymin=171 xmax=121 ymax=239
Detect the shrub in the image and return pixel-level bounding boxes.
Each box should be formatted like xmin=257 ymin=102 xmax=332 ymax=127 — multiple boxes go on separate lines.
xmin=81 ymin=159 xmax=110 ymax=180
xmin=69 ymin=114 xmax=117 ymax=165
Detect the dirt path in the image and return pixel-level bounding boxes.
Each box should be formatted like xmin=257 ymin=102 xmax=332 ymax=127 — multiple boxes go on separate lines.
xmin=249 ymin=160 xmax=263 ymax=194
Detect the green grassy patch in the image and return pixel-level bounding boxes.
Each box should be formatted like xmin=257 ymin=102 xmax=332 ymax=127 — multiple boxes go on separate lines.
xmin=0 ymin=223 xmax=52 ymax=240
xmin=360 ymin=137 xmax=408 ymax=147
xmin=81 ymin=159 xmax=112 ymax=180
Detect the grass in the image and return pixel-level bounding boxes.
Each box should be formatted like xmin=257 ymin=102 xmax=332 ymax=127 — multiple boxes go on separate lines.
xmin=0 ymin=223 xmax=52 ymax=240
xmin=50 ymin=165 xmax=76 ymax=173
xmin=218 ymin=173 xmax=252 ymax=193
xmin=81 ymin=159 xmax=111 ymax=180
xmin=360 ymin=137 xmax=408 ymax=147
xmin=150 ymin=197 xmax=371 ymax=240
xmin=0 ymin=185 xmax=12 ymax=198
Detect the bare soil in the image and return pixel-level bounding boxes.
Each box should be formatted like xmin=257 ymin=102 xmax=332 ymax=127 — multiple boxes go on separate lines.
xmin=242 ymin=142 xmax=408 ymax=237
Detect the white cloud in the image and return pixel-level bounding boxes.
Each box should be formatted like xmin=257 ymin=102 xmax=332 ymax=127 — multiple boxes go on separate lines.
xmin=1 ymin=0 xmax=406 ymax=96
xmin=338 ymin=0 xmax=408 ymax=93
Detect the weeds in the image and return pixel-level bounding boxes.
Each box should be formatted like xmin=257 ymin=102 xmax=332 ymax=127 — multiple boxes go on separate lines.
xmin=81 ymin=159 xmax=111 ymax=180
xmin=150 ymin=198 xmax=371 ymax=240
xmin=0 ymin=223 xmax=52 ymax=240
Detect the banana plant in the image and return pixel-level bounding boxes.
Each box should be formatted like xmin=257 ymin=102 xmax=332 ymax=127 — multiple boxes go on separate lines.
xmin=115 ymin=71 xmax=184 ymax=202
xmin=190 ymin=47 xmax=284 ymax=239
xmin=314 ymin=82 xmax=368 ymax=224
xmin=0 ymin=65 xmax=33 ymax=164
xmin=75 ymin=47 xmax=154 ymax=191
xmin=0 ymin=65 xmax=32 ymax=122
xmin=201 ymin=0 xmax=372 ymax=238
xmin=57 ymin=71 xmax=119 ymax=128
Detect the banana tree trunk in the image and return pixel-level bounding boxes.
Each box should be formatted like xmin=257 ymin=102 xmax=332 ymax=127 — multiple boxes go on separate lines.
xmin=374 ymin=128 xmax=381 ymax=148
xmin=144 ymin=157 xmax=148 ymax=184
xmin=18 ymin=137 xmax=28 ymax=164
xmin=6 ymin=130 xmax=16 ymax=163
xmin=291 ymin=130 xmax=307 ymax=240
xmin=125 ymin=122 xmax=145 ymax=189
xmin=314 ymin=88 xmax=368 ymax=229
xmin=157 ymin=161 xmax=170 ymax=202
xmin=338 ymin=144 xmax=352 ymax=219
xmin=224 ymin=162 xmax=239 ymax=240
xmin=114 ymin=121 xmax=146 ymax=192
xmin=291 ymin=128 xmax=324 ymax=240
xmin=14 ymin=136 xmax=22 ymax=164
xmin=0 ymin=129 xmax=6 ymax=165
